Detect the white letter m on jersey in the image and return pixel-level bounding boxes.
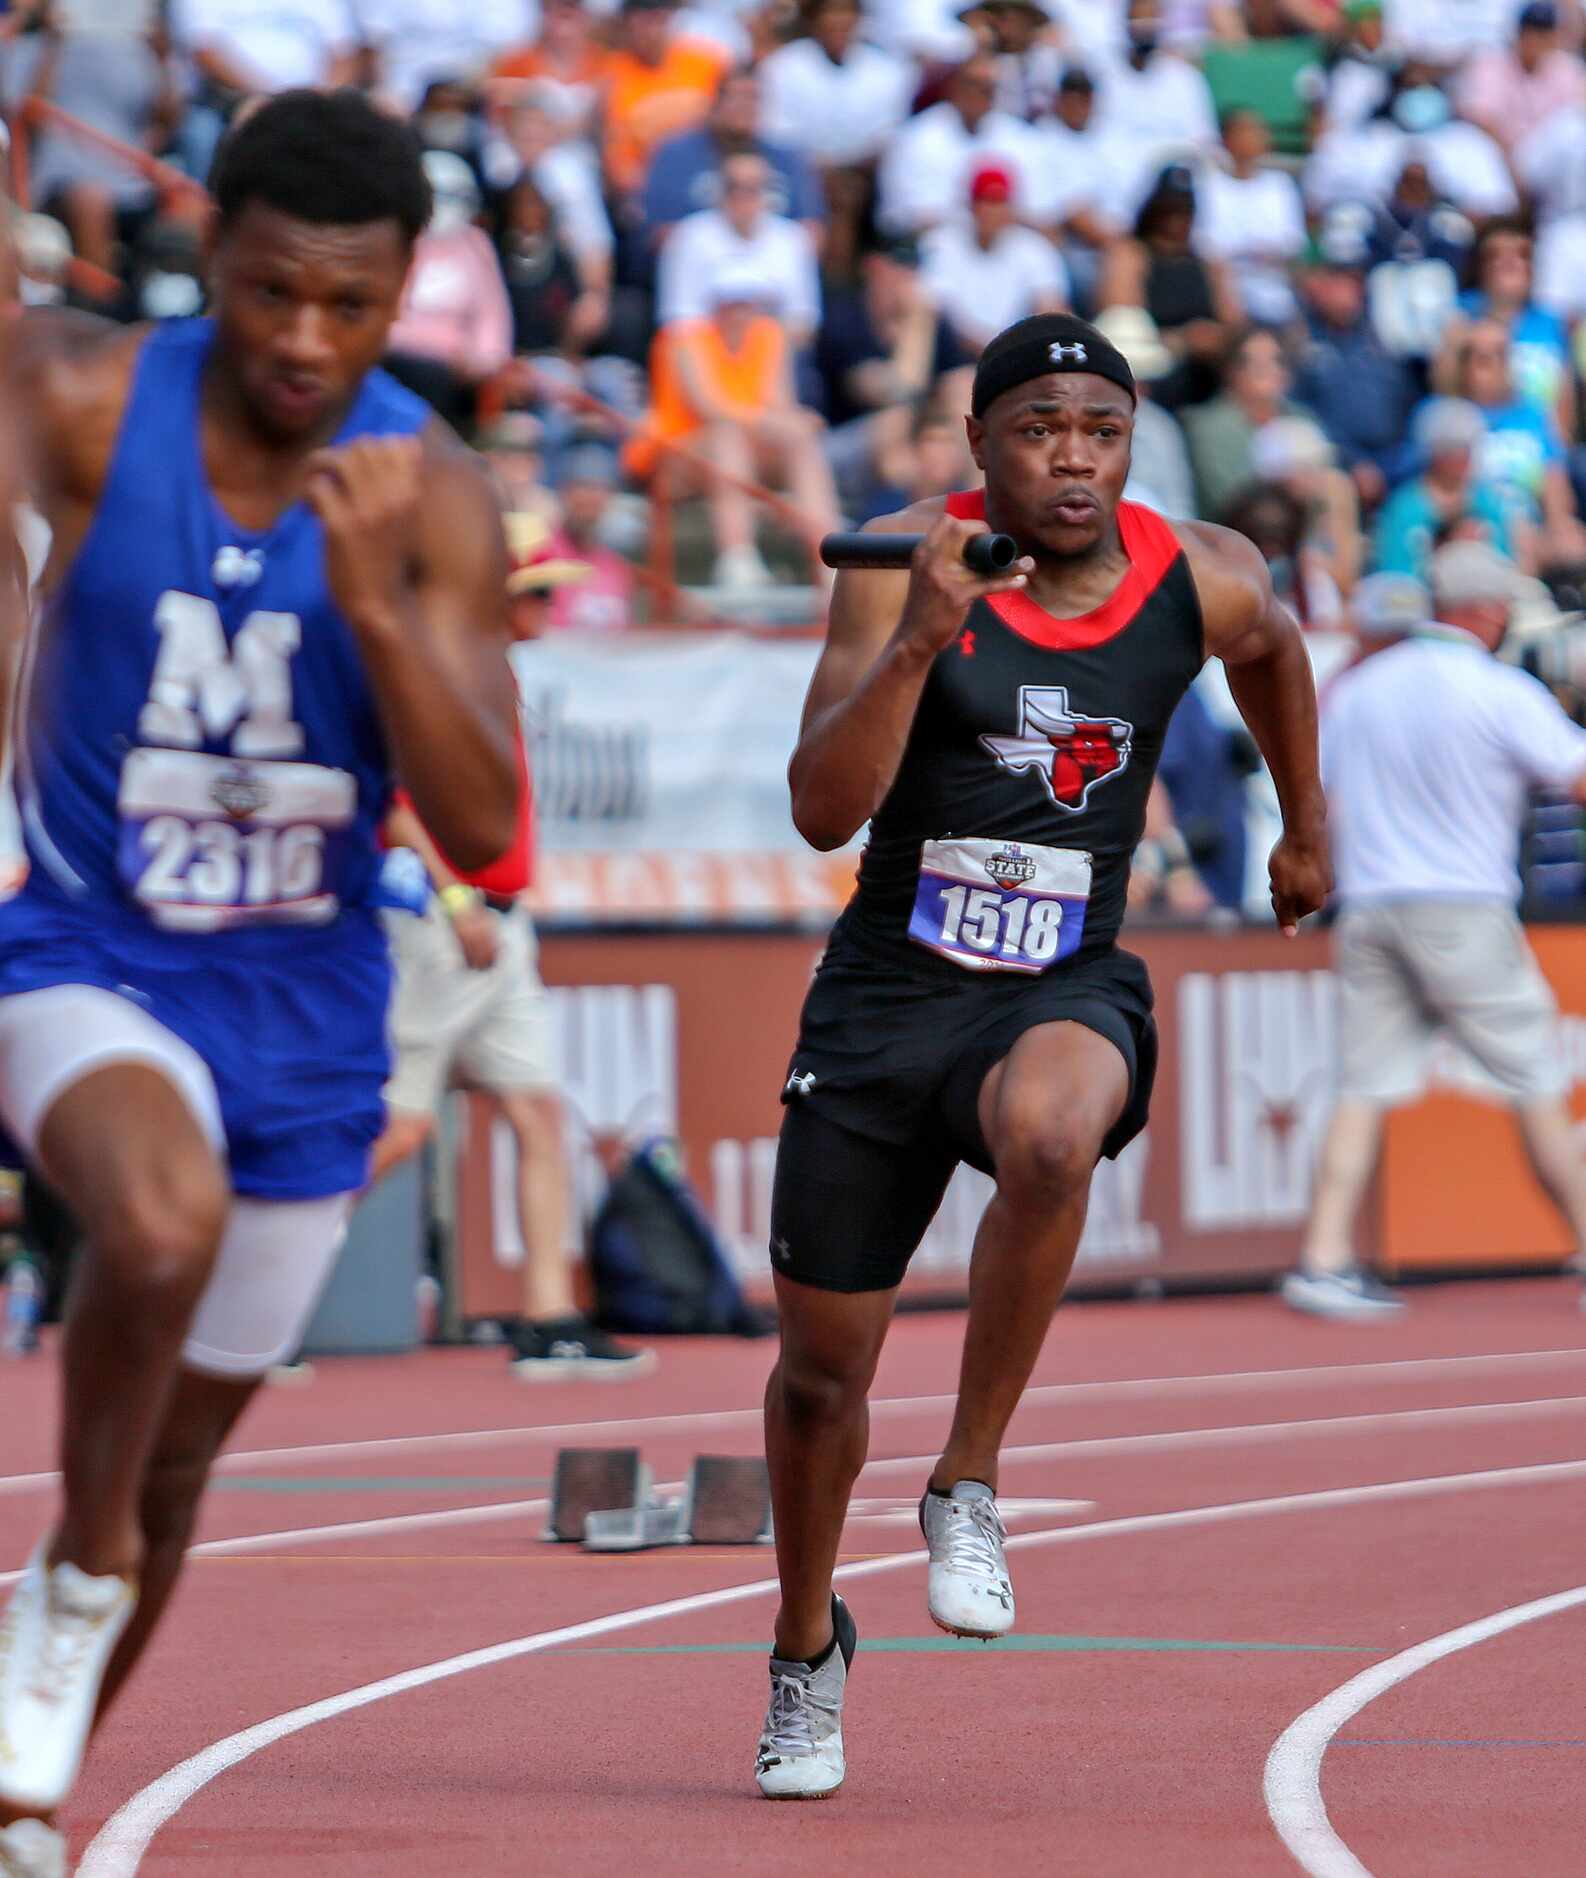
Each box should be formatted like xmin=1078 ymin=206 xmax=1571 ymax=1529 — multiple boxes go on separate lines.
xmin=139 ymin=590 xmax=304 ymax=758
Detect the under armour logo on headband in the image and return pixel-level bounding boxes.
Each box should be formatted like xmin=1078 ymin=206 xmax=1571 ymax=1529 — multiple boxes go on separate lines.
xmin=1050 ymin=341 xmax=1088 ymax=364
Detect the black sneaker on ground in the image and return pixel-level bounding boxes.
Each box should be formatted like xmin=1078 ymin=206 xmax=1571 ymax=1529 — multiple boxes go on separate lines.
xmin=507 ymin=1315 xmax=658 ymax=1382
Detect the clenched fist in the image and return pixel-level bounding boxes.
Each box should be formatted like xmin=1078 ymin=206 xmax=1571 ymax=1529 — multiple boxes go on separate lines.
xmin=304 ymin=435 xmax=424 ymax=632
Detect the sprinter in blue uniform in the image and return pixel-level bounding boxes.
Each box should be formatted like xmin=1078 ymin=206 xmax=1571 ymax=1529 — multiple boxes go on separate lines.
xmin=0 ymin=92 xmax=521 ymax=1874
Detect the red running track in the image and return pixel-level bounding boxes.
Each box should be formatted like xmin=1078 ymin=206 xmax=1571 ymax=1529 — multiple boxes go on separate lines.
xmin=3 ymin=1278 xmax=1585 ymax=1876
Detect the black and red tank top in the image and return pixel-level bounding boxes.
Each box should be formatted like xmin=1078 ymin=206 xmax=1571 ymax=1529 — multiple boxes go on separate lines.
xmin=845 ymin=492 xmax=1204 ymax=966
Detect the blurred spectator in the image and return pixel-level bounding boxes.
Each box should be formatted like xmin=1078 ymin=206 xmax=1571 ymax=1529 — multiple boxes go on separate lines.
xmin=978 ymin=0 xmax=1064 ymax=123
xmin=815 ymin=235 xmax=973 ymax=514
xmin=920 ymin=161 xmax=1068 ymax=353
xmin=601 ymin=0 xmax=731 ymax=209
xmin=482 ymin=408 xmax=559 ymax=524
xmin=12 ymin=211 xmax=73 ymax=308
xmin=496 ymin=175 xmax=589 ymax=353
xmin=1458 ymin=0 xmax=1585 ymax=150
xmin=1097 ymin=163 xmax=1239 ymax=410
xmin=1373 ymin=396 xmax=1523 ymax=576
xmin=1022 ymin=67 xmax=1122 ymax=309
xmin=886 ymin=404 xmax=979 ymax=508
xmin=1250 ymin=417 xmax=1363 ymax=601
xmin=758 ymin=0 xmax=915 ymax=169
xmin=1291 ymin=227 xmax=1416 ymax=508
xmin=1382 ymin=0 xmax=1514 ymax=62
xmin=642 ymin=65 xmax=823 ymax=250
xmin=1156 ymin=682 xmax=1252 ymax=910
xmin=491 ymin=0 xmax=609 ymax=137
xmin=864 ymin=0 xmax=978 ymax=62
xmin=545 ymin=445 xmax=638 ymax=632
xmin=655 ymin=150 xmax=820 ymax=341
xmin=167 ymin=0 xmax=359 ymax=181
xmin=123 ymin=217 xmax=207 ymax=323
xmin=1222 ymin=479 xmax=1343 ymax=627
xmin=1353 ymin=162 xmax=1471 ymax=365
xmin=1324 ymin=0 xmax=1393 ymax=130
xmin=1534 ymin=205 xmax=1586 ymax=326
xmin=1092 ymin=305 xmax=1196 ymax=516
xmin=1183 ymin=326 xmax=1325 ymax=519
xmin=1195 ymin=109 xmax=1305 ymax=327
xmin=1448 ymin=315 xmax=1586 ymax=565
xmin=1128 ymin=778 xmax=1214 ymax=919
xmin=1442 ymin=219 xmax=1573 ymax=443
xmin=631 ymin=273 xmax=841 ymax=590
xmin=875 ymin=51 xmax=1036 ymax=235
xmin=12 ymin=2 xmax=177 ymax=283
xmin=411 ymin=77 xmax=494 ymax=184
xmin=1513 ymin=98 xmax=1586 ymax=231
xmin=1306 ymin=68 xmax=1515 ymax=220
xmin=356 ymin=0 xmax=530 ymax=115
xmin=485 ymin=92 xmax=614 ymax=333
xmin=385 ymin=151 xmax=514 ymax=427
xmin=1094 ymin=0 xmax=1219 ymax=181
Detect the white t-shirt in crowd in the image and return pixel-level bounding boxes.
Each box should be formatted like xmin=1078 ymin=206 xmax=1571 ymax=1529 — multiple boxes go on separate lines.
xmin=758 ymin=38 xmax=916 ymax=166
xmin=920 ymin=220 xmax=1069 ymax=349
xmin=170 ymin=0 xmax=357 ymax=90
xmin=1195 ymin=165 xmax=1306 ymax=324
xmin=1021 ymin=118 xmax=1132 ymax=228
xmin=1322 ymin=628 xmax=1586 ymax=905
xmin=875 ymin=102 xmax=1037 ymax=233
xmin=352 ymin=0 xmax=533 ymax=110
xmin=1515 ymin=111 xmax=1586 ymax=226
xmin=863 ymin=0 xmax=975 ymax=61
xmin=1092 ymin=50 xmax=1218 ymax=161
xmin=1535 ymin=214 xmax=1586 ymax=321
xmin=1383 ymin=0 xmax=1511 ymax=59
xmin=1304 ymin=119 xmax=1516 ymax=218
xmin=654 ymin=209 xmax=822 ymax=329
xmin=1050 ymin=0 xmax=1128 ymax=69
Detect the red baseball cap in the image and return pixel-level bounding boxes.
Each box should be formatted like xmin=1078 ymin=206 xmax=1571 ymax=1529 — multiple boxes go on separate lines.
xmin=969 ymin=162 xmax=1014 ymax=204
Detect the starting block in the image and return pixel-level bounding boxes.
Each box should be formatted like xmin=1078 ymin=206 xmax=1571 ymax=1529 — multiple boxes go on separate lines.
xmin=551 ymin=1449 xmax=774 ymax=1551
xmin=544 ymin=1447 xmax=648 ymax=1543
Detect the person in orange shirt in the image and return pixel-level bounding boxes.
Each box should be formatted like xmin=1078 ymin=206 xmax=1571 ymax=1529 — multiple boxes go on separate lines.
xmin=602 ymin=0 xmax=730 ymax=209
xmin=490 ymin=0 xmax=610 ymax=138
xmin=632 ymin=268 xmax=841 ymax=589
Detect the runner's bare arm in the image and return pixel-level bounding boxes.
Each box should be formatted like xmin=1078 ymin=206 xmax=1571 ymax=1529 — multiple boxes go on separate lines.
xmin=1179 ymin=519 xmax=1331 ymax=934
xmin=305 ymin=437 xmax=520 ymax=872
xmin=789 ymin=501 xmax=1033 ymax=850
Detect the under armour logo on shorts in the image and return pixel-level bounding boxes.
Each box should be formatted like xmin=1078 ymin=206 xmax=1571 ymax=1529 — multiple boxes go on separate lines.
xmin=785 ymin=1069 xmax=817 ymax=1097
xmin=1049 ymin=341 xmax=1088 ymax=365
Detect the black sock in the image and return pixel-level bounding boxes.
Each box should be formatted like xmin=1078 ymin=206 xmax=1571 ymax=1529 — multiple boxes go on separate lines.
xmin=774 ymin=1629 xmax=837 ymax=1672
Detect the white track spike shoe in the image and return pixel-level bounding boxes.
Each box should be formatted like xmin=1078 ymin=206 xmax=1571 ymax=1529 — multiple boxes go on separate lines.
xmin=756 ymin=1595 xmax=857 ymax=1800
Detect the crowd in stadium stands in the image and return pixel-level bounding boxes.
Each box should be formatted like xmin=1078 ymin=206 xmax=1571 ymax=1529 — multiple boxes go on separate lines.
xmin=6 ymin=0 xmax=1586 ymax=911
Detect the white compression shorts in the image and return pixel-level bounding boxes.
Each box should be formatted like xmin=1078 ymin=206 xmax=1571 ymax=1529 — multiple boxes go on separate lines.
xmin=0 ymin=983 xmax=353 ymax=1377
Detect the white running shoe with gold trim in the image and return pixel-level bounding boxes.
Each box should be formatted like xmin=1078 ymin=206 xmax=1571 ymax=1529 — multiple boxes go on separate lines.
xmin=0 ymin=1547 xmax=135 ymax=1814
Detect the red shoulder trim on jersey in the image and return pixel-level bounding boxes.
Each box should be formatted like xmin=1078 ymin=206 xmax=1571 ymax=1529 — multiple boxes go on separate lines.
xmin=986 ymin=500 xmax=1181 ymax=651
xmin=944 ymin=488 xmax=986 ymax=519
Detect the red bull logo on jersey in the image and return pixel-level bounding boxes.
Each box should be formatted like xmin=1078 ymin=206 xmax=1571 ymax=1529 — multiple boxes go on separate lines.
xmin=979 ymin=686 xmax=1133 ymax=811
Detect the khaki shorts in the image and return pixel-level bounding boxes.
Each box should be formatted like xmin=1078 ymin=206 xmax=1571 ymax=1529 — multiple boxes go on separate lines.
xmin=1335 ymin=900 xmax=1566 ymax=1106
xmin=384 ymin=900 xmax=555 ymax=1115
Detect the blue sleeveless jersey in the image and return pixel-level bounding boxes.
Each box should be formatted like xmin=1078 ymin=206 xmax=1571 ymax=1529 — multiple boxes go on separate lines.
xmin=0 ymin=319 xmax=432 ymax=1197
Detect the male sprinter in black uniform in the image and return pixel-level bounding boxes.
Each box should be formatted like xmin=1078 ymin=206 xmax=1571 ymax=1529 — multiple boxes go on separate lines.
xmin=753 ymin=314 xmax=1331 ymax=1799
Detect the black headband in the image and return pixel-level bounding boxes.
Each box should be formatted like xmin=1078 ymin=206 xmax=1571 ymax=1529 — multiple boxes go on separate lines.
xmin=970 ymin=313 xmax=1137 ymax=418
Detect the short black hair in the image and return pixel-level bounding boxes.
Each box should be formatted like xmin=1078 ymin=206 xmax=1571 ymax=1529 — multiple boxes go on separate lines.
xmin=210 ymin=89 xmax=432 ymax=245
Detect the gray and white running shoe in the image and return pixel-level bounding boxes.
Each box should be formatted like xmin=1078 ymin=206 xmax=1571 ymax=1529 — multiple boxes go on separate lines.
xmin=755 ymin=1595 xmax=857 ymax=1800
xmin=1280 ymin=1267 xmax=1406 ymax=1323
xmin=921 ymin=1481 xmax=1014 ymax=1639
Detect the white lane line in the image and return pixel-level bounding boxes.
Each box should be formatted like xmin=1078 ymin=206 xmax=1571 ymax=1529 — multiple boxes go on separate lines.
xmin=864 ymin=1394 xmax=1586 ymax=1475
xmin=1264 ymin=1584 xmax=1586 ymax=1877
xmin=77 ymin=1454 xmax=1586 ymax=1878
xmin=9 ymin=1395 xmax=1585 ymax=1585
xmin=5 ymin=1345 xmax=1583 ymax=1499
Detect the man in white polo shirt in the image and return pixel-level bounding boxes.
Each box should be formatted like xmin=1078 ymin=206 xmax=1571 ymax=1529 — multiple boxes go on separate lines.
xmin=1285 ymin=540 xmax=1586 ymax=1320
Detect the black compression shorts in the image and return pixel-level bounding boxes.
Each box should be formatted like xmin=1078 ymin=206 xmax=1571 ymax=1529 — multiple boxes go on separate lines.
xmin=769 ymin=931 xmax=1156 ymax=1294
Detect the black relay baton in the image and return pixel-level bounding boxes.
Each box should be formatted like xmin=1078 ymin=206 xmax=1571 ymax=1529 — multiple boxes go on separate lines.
xmin=818 ymin=531 xmax=1020 ymax=576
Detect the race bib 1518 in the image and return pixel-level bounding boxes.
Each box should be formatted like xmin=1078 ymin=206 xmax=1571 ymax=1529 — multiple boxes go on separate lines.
xmin=907 ymin=837 xmax=1091 ymax=974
